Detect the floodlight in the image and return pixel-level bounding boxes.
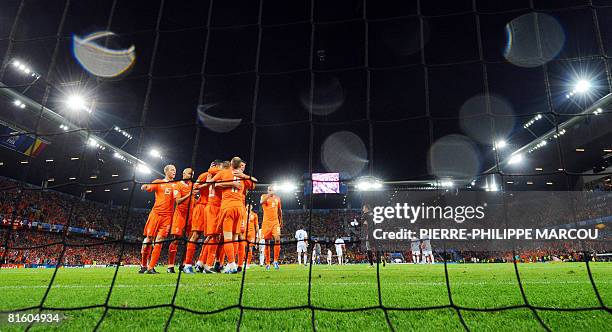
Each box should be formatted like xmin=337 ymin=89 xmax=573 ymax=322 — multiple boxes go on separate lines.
xmin=66 ymin=95 xmax=87 ymax=111
xmin=355 ymin=177 xmax=383 ymax=191
xmin=508 ymin=154 xmax=524 ymax=165
xmin=136 ymin=164 xmax=151 ymax=174
xmin=493 ymin=140 xmax=507 ymax=150
xmin=439 ymin=180 xmax=454 ymax=188
xmin=274 ymin=181 xmax=297 ymax=193
xmin=574 ymin=79 xmax=591 ymax=93
xmin=149 ymin=148 xmax=162 ymax=159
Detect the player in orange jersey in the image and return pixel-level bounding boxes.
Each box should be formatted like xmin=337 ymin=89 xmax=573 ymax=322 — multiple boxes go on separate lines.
xmin=208 ymin=157 xmax=251 ymax=273
xmin=166 ymin=167 xmax=195 ymax=273
xmin=260 ymin=185 xmax=283 ymax=270
xmin=238 ymin=204 xmax=259 ymax=269
xmin=140 ymin=164 xmax=177 ymax=274
xmin=198 ymin=161 xmax=226 ymax=273
xmin=235 ymin=161 xmax=257 ymax=271
xmin=183 ymin=160 xmax=220 ymax=274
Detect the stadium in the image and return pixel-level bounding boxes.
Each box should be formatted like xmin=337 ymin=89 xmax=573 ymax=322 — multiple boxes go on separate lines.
xmin=0 ymin=0 xmax=611 ymax=331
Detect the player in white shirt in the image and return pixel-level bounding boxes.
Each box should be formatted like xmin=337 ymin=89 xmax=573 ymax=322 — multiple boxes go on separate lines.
xmin=421 ymin=236 xmax=434 ymax=264
xmin=327 ymin=249 xmax=332 ymax=265
xmin=334 ymin=237 xmax=345 ymax=265
xmin=411 ymin=238 xmax=421 ymax=264
xmin=295 ymin=225 xmax=308 ymax=266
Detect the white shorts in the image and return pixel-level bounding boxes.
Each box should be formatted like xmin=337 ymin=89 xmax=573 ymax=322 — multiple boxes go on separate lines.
xmin=297 ymin=242 xmax=307 ymax=253
xmin=422 ymin=250 xmax=432 ymax=256
xmin=336 ymin=250 xmax=343 ymax=257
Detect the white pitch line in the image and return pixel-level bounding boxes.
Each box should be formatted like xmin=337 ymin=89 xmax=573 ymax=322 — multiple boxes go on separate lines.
xmin=0 ymin=280 xmax=608 ymax=290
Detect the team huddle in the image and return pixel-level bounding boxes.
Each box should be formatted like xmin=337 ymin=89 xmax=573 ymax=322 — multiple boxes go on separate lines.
xmin=138 ymin=157 xmax=283 ymax=274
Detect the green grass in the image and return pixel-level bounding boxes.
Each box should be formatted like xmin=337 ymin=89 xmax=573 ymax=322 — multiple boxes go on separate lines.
xmin=0 ymin=263 xmax=610 ymax=331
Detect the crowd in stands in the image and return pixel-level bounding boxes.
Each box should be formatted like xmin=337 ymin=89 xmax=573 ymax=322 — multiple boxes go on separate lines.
xmin=0 ymin=229 xmax=141 ymax=266
xmin=0 ymin=178 xmax=149 ymax=237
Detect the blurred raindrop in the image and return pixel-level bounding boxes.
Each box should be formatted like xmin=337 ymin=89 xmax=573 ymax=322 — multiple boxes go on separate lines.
xmin=504 ymin=13 xmax=564 ymax=68
xmin=382 ymin=19 xmax=429 ymax=57
xmin=459 ymin=94 xmax=515 ymax=145
xmin=73 ymin=31 xmax=136 ymax=78
xmin=197 ymin=104 xmax=242 ymax=133
xmin=428 ymin=134 xmax=480 ymax=183
xmin=301 ymin=75 xmax=345 ymax=116
xmin=321 ymin=131 xmax=368 ymax=177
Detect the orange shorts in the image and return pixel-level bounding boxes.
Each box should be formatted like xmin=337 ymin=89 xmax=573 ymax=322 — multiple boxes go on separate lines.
xmin=205 ymin=204 xmax=221 ymax=236
xmin=191 ymin=203 xmax=207 ymax=232
xmin=261 ymin=221 xmax=280 ymax=240
xmin=241 ymin=224 xmax=257 ymax=240
xmin=219 ymin=206 xmax=242 ymax=234
xmin=170 ymin=210 xmax=191 ymax=236
xmin=144 ymin=211 xmax=172 ymax=238
xmin=239 ymin=209 xmax=246 ymax=233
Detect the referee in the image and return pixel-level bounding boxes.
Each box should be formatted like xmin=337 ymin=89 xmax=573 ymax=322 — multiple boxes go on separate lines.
xmin=360 ymin=203 xmax=385 ymax=267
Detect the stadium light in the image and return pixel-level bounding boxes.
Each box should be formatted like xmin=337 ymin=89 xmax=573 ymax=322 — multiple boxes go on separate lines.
xmin=507 ymin=153 xmax=524 ymax=165
xmin=523 ymin=114 xmax=542 ymax=129
xmin=574 ymin=79 xmax=591 ymax=93
xmin=13 ymin=99 xmax=26 ymax=109
xmin=484 ymin=184 xmax=499 ymax=192
xmin=437 ymin=179 xmax=454 ymax=188
xmin=11 ymin=59 xmax=39 ymax=78
xmin=493 ymin=140 xmax=507 ymax=150
xmin=355 ymin=177 xmax=383 ymax=191
xmin=273 ymin=181 xmax=298 ymax=193
xmin=65 ymin=94 xmax=89 ymax=112
xmin=136 ymin=164 xmax=151 ymax=174
xmin=149 ymin=148 xmax=162 ymax=159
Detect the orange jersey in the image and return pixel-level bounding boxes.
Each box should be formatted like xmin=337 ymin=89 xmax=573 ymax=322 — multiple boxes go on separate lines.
xmin=175 ymin=180 xmax=195 ymax=215
xmin=261 ymin=194 xmax=281 ymax=223
xmin=245 ymin=211 xmax=258 ymax=237
xmin=145 ymin=179 xmax=176 ymax=216
xmin=207 ymin=167 xmax=222 ymax=207
xmin=212 ymin=169 xmax=244 ymax=210
xmin=195 ymin=172 xmax=209 ymax=205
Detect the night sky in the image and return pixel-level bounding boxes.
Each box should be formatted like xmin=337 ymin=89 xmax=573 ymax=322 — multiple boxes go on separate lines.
xmin=0 ymin=0 xmax=611 ymax=207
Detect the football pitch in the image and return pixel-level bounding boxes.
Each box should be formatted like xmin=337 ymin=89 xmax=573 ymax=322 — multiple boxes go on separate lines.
xmin=0 ymin=263 xmax=610 ymax=331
